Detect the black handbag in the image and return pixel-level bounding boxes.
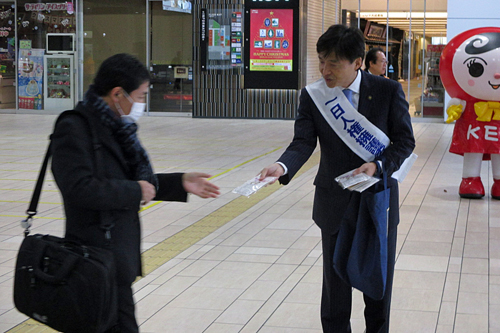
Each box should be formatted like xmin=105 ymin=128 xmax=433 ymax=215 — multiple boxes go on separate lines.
xmin=13 ymin=110 xmax=119 ymax=333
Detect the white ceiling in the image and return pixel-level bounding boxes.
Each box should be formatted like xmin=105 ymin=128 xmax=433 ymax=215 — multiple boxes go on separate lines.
xmin=342 ymin=0 xmax=448 ymax=37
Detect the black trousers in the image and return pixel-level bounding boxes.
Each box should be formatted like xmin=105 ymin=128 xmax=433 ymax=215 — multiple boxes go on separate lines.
xmin=320 ymin=227 xmax=397 ymax=333
xmin=117 ymin=284 xmax=139 ymax=333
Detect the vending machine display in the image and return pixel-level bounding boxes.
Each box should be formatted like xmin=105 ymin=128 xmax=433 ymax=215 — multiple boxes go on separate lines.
xmin=44 ymin=54 xmax=74 ymax=110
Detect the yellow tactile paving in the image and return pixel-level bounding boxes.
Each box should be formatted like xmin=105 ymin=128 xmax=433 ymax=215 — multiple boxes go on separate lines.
xmin=141 ymin=151 xmax=319 ymax=276
xmin=7 ymin=319 xmax=58 ymax=332
xmin=6 ymin=151 xmax=320 ymax=332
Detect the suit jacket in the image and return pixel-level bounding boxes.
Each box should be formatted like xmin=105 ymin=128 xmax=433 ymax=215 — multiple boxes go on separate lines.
xmin=51 ymin=103 xmax=188 ymax=286
xmin=365 ymin=68 xmax=390 ymax=79
xmin=278 ymin=71 xmax=415 ymax=234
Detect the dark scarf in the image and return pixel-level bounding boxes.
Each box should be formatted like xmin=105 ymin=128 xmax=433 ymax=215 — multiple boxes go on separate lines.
xmin=83 ymin=85 xmax=158 ymax=190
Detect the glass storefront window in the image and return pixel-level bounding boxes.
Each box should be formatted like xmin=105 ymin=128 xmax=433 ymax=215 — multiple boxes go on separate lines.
xmin=342 ymin=0 xmax=448 ymax=119
xmin=17 ymin=1 xmax=76 ymax=110
xmin=0 ymin=2 xmax=15 ymax=109
xmin=149 ymin=1 xmax=194 ymax=113
xmin=82 ymin=0 xmax=146 ymax=93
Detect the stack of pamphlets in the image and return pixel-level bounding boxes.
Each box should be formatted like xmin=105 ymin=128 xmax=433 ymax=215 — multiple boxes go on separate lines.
xmin=335 ymin=169 xmax=380 ymax=192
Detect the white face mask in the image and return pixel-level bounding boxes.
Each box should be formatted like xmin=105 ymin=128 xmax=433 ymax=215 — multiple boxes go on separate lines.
xmin=115 ymin=90 xmax=146 ymax=123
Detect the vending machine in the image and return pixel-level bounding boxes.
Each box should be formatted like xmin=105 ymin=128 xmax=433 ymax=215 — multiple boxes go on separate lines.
xmin=44 ymin=33 xmax=75 ymax=110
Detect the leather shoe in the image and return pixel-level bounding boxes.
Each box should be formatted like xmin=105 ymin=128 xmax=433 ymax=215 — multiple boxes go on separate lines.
xmin=459 ymin=177 xmax=484 ymax=199
xmin=492 ymin=179 xmax=500 ymax=200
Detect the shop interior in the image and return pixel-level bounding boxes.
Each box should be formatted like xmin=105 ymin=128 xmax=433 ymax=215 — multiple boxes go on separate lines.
xmin=342 ymin=0 xmax=448 ymax=119
xmin=0 ymin=1 xmax=76 ymax=111
xmin=0 ymin=3 xmax=16 ymax=109
xmin=1 ymin=0 xmax=448 ymax=117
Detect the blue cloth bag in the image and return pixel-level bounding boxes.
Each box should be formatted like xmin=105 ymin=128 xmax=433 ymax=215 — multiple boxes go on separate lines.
xmin=333 ymin=173 xmax=389 ymax=300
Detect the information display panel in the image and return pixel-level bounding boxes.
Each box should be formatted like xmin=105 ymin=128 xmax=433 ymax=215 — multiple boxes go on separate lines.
xmin=249 ymin=9 xmax=293 ymax=72
xmin=244 ymin=0 xmax=299 ymax=89
xmin=200 ymin=7 xmax=243 ymax=71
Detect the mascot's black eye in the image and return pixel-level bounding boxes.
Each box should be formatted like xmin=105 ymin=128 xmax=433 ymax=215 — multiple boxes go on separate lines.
xmin=468 ymin=60 xmax=484 ymax=77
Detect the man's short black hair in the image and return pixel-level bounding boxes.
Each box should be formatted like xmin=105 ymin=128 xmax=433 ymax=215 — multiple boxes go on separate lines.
xmin=93 ymin=53 xmax=150 ymax=96
xmin=365 ymin=47 xmax=384 ymax=70
xmin=316 ymin=25 xmax=365 ymax=63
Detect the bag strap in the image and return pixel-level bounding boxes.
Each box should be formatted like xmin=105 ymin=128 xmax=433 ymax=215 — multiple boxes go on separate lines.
xmin=21 ymin=109 xmax=112 ymax=240
xmin=21 ymin=141 xmax=52 ymax=236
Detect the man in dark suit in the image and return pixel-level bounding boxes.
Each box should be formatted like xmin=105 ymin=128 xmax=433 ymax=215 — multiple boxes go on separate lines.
xmin=259 ymin=25 xmax=415 ymax=332
xmin=365 ymin=47 xmax=389 ymax=79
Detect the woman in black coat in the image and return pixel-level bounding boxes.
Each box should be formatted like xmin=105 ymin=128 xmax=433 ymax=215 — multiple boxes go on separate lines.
xmin=51 ymin=53 xmax=220 ymax=332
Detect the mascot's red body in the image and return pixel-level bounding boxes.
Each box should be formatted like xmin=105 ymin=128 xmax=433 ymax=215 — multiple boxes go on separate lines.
xmin=440 ymin=27 xmax=500 ymax=199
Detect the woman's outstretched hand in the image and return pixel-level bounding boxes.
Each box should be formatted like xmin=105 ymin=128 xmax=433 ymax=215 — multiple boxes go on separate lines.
xmin=182 ymin=172 xmax=220 ymax=198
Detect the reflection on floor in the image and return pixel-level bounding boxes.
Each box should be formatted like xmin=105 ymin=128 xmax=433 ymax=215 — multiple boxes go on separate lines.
xmin=1 ymin=114 xmax=497 ymax=333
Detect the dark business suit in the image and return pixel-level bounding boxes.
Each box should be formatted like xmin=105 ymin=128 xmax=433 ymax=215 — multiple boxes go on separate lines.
xmin=51 ymin=103 xmax=188 ymax=332
xmin=277 ymin=70 xmax=415 ymax=332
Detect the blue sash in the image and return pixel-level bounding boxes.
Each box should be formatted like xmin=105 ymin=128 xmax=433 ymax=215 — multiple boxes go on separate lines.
xmin=306 ymin=79 xmax=390 ymax=162
xmin=306 ymin=79 xmax=416 ymax=182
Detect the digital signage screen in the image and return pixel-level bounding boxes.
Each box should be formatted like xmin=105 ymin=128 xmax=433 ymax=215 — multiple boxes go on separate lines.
xmin=249 ymin=9 xmax=293 ymax=72
xmin=244 ymin=0 xmax=299 ymax=89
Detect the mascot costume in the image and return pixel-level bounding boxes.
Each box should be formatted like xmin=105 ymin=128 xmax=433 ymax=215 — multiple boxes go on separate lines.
xmin=440 ymin=27 xmax=500 ymax=199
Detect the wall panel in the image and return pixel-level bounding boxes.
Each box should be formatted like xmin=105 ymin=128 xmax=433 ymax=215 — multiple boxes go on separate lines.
xmin=193 ymin=0 xmax=340 ymax=119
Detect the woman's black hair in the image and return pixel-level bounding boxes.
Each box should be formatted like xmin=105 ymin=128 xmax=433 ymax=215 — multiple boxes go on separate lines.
xmin=465 ymin=32 xmax=500 ymax=55
xmin=365 ymin=47 xmax=384 ymax=70
xmin=93 ymin=53 xmax=150 ymax=96
xmin=316 ymin=25 xmax=365 ymax=63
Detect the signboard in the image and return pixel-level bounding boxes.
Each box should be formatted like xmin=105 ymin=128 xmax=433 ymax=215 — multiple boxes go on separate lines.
xmin=200 ymin=9 xmax=207 ymax=70
xmin=201 ymin=8 xmax=243 ymax=71
xmin=208 ymin=17 xmax=230 ymax=60
xmin=162 ymin=0 xmax=192 ymax=14
xmin=24 ymin=3 xmax=70 ymax=11
xmin=231 ymin=12 xmax=242 ymax=65
xmin=174 ymin=66 xmax=189 ymax=79
xmin=20 ymin=40 xmax=31 ymax=49
xmin=249 ymin=9 xmax=293 ymax=71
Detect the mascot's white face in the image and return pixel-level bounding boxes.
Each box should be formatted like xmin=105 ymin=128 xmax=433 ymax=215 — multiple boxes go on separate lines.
xmin=452 ymin=33 xmax=500 ymax=101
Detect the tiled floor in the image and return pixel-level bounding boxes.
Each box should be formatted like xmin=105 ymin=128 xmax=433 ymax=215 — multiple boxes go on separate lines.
xmin=0 ymin=113 xmax=498 ymax=332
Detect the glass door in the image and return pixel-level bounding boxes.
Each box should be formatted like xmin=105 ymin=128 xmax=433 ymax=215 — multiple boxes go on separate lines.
xmin=0 ymin=2 xmax=15 ymax=109
xmin=148 ymin=0 xmax=193 ymax=113
xmin=44 ymin=54 xmax=74 ymax=110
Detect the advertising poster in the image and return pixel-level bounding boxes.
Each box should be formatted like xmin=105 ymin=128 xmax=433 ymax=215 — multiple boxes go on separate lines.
xmin=18 ymin=48 xmax=44 ymax=109
xmin=249 ymin=9 xmax=293 ymax=71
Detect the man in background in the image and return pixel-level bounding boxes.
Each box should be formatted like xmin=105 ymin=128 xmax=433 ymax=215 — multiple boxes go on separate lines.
xmin=364 ymin=47 xmax=389 ymax=78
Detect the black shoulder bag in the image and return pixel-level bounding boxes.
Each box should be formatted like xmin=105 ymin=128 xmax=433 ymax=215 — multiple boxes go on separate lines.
xmin=13 ymin=110 xmax=119 ymax=333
